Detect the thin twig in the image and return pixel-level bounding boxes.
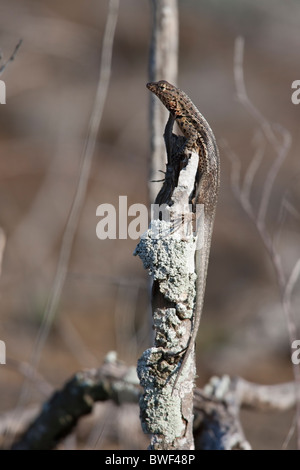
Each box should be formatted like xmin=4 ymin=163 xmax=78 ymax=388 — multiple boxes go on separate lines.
xmin=234 ymin=37 xmax=292 ymax=228
xmin=257 ymin=126 xmax=291 ymax=228
xmin=232 ymin=35 xmax=300 ymax=449
xmin=234 ymin=36 xmax=278 ymax=148
xmin=5 ymin=359 xmax=53 ymax=397
xmin=0 ymin=39 xmax=22 ymax=76
xmin=282 ymin=416 xmax=296 ymax=450
xmin=284 ymin=258 xmax=300 ymax=304
xmin=9 ymin=0 xmax=120 ymax=444
xmin=242 ymin=130 xmax=265 ymax=201
xmin=58 ymin=317 xmax=99 ymax=368
xmin=282 ymin=200 xmax=300 ymax=221
xmin=28 ymin=0 xmax=119 ymax=376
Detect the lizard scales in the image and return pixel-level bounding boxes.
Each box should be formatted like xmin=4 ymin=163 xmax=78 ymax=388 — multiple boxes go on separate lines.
xmin=147 ymin=80 xmax=220 ymax=390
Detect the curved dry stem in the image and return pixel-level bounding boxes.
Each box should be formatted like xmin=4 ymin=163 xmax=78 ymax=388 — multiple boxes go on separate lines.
xmin=232 ymin=35 xmax=300 ymax=448
xmin=7 ymin=1 xmax=120 ymax=448
xmin=28 ymin=0 xmax=119 ymax=378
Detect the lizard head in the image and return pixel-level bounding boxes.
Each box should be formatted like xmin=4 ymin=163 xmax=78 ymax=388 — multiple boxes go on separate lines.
xmin=146 ymin=80 xmax=178 ymax=112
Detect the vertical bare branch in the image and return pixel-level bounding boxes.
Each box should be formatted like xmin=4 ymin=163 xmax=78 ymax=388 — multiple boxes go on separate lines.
xmin=135 ymin=151 xmax=199 ymax=450
xmin=148 ymin=0 xmax=178 ymax=203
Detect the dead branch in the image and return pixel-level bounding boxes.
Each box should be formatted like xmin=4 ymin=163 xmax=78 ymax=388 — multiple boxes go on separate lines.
xmin=148 ymin=0 xmax=178 ymax=203
xmin=7 ymin=358 xmax=297 ymax=450
xmin=11 ymin=358 xmax=139 ymax=450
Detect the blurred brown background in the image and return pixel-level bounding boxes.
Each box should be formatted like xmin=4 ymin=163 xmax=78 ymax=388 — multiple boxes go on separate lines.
xmin=0 ymin=0 xmax=299 ymax=449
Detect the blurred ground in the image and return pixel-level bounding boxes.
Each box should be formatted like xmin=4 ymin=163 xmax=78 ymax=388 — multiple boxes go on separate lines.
xmin=0 ymin=0 xmax=299 ymax=449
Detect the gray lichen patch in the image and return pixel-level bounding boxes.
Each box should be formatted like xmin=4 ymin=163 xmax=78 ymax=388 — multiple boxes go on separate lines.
xmin=137 ymin=349 xmax=185 ymax=441
xmin=134 ymin=219 xmax=196 ymax=309
xmin=137 ymin=347 xmax=194 ymax=442
xmin=139 ymin=388 xmax=185 ymax=441
xmin=137 ymin=347 xmax=176 ymax=387
xmin=153 ymin=308 xmax=191 ymax=350
xmin=153 ymin=308 xmax=180 ymax=348
xmin=176 ymin=301 xmax=194 ymax=320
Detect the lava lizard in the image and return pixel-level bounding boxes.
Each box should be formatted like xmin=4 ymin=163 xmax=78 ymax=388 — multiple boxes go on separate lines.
xmin=146 ymin=80 xmax=220 ymax=391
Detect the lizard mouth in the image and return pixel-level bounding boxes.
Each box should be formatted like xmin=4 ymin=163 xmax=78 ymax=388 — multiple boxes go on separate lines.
xmin=146 ymin=82 xmax=155 ymax=91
